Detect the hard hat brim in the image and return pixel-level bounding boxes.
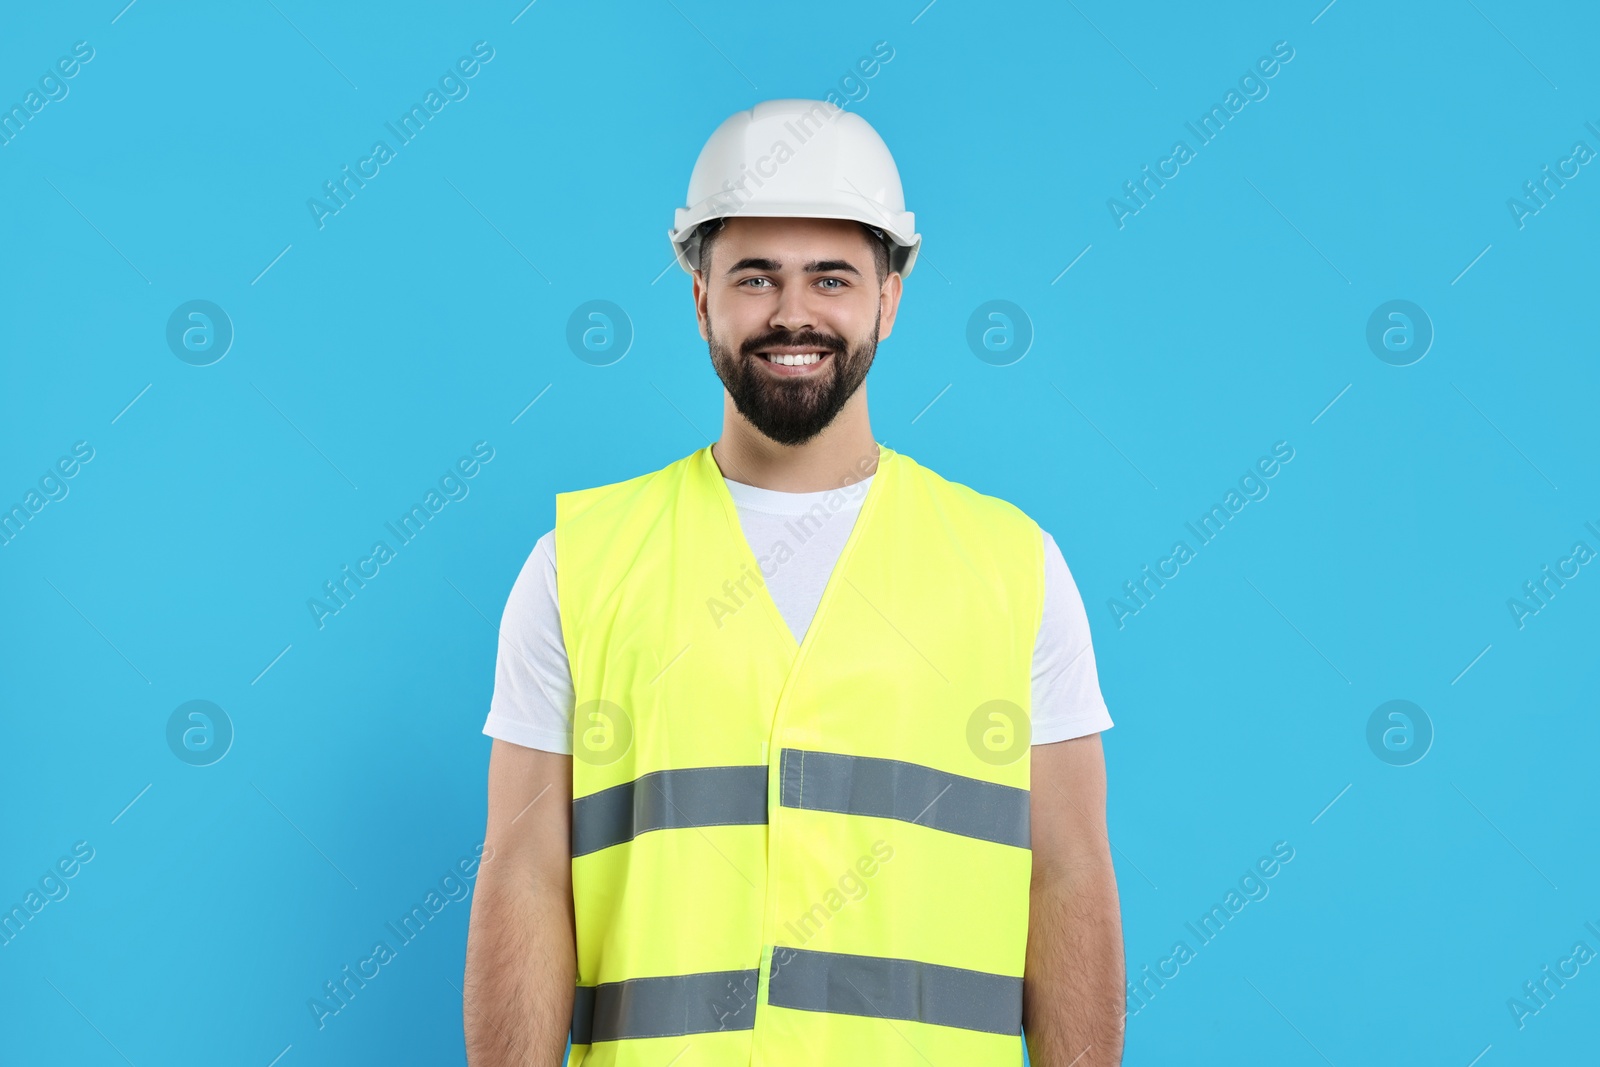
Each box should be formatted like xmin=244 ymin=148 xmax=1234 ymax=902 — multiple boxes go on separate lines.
xmin=669 ymin=205 xmax=920 ymax=279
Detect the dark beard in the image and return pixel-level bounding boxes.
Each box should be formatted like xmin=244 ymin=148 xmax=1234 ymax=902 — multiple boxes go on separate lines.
xmin=707 ymin=315 xmax=879 ymax=446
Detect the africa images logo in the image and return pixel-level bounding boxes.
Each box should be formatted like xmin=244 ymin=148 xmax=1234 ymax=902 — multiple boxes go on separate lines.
xmin=306 ymin=42 xmax=495 ymax=229
xmin=1109 ymin=442 xmax=1295 ymax=629
xmin=307 ymin=442 xmax=495 ymax=629
xmin=1107 ymin=40 xmax=1296 ymax=229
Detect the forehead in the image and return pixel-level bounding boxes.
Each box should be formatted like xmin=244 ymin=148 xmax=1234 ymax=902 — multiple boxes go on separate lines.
xmin=712 ymin=216 xmax=874 ymax=265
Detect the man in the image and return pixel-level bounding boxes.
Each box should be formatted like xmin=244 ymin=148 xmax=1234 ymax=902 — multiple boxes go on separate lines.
xmin=464 ymin=99 xmax=1124 ymax=1066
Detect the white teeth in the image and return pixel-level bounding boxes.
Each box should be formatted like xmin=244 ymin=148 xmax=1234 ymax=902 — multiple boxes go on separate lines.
xmin=763 ymin=352 xmax=825 ymax=366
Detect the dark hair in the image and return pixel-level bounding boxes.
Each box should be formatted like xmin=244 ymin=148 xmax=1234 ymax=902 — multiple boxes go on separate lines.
xmin=696 ymin=218 xmax=891 ymax=285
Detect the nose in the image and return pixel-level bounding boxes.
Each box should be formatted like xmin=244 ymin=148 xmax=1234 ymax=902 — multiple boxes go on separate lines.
xmin=769 ymin=283 xmax=816 ymax=334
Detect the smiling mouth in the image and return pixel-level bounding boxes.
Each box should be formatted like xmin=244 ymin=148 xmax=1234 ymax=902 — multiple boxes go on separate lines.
xmin=752 ymin=345 xmax=837 ymax=368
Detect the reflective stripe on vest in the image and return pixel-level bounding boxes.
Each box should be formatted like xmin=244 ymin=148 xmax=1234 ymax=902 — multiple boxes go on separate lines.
xmin=571 ymin=751 xmax=1028 ymax=858
xmin=570 ymin=948 xmax=1022 ymax=1045
xmin=768 ymin=947 xmax=1023 ymax=1036
xmin=571 ymin=968 xmax=760 ymax=1044
xmin=571 ymin=764 xmax=768 ymax=857
xmin=778 ymin=748 xmax=1030 ymax=850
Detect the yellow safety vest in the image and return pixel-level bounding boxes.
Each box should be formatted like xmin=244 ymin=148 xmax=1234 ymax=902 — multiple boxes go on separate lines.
xmin=557 ymin=443 xmax=1044 ymax=1066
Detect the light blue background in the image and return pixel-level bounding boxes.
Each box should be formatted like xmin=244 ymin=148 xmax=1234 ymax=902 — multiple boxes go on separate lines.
xmin=3 ymin=1 xmax=1596 ymax=1064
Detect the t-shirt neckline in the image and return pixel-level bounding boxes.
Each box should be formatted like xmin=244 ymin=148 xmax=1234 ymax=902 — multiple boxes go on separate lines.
xmin=722 ymin=474 xmax=875 ymax=516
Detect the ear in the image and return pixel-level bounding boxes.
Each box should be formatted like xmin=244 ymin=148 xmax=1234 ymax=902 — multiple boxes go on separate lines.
xmin=692 ymin=269 xmax=711 ymax=341
xmin=876 ymin=270 xmax=904 ymax=342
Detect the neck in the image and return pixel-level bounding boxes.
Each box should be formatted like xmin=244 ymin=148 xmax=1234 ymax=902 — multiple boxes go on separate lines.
xmin=711 ymin=387 xmax=879 ymax=492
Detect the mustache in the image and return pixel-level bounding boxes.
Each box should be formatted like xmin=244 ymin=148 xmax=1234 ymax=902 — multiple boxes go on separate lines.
xmin=740 ymin=329 xmax=846 ymax=358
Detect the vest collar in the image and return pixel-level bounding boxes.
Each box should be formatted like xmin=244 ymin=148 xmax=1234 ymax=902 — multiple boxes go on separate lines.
xmin=695 ymin=441 xmax=896 ymax=666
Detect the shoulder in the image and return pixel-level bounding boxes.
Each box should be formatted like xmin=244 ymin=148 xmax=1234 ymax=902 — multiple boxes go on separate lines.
xmin=501 ymin=529 xmax=558 ymax=627
xmin=893 ymin=450 xmax=1041 ymax=535
xmin=557 ymin=449 xmax=702 ymax=524
xmin=892 ymin=453 xmax=1045 ymax=623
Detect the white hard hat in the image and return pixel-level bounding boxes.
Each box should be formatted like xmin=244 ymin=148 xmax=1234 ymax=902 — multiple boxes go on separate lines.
xmin=669 ymin=99 xmax=921 ymax=279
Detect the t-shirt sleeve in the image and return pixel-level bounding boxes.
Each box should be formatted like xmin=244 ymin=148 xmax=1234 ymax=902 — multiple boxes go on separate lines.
xmin=1031 ymin=530 xmax=1114 ymax=744
xmin=481 ymin=529 xmax=576 ymax=754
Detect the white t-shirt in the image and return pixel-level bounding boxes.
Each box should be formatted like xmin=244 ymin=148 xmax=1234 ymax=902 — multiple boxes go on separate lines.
xmin=482 ymin=473 xmax=1113 ymax=752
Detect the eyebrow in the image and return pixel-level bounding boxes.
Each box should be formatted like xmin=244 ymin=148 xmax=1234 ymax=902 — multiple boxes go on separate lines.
xmin=725 ymin=257 xmax=862 ymax=277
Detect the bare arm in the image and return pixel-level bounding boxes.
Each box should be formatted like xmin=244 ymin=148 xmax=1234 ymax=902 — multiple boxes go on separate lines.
xmin=464 ymin=739 xmax=575 ymax=1066
xmin=1023 ymin=733 xmax=1125 ymax=1066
